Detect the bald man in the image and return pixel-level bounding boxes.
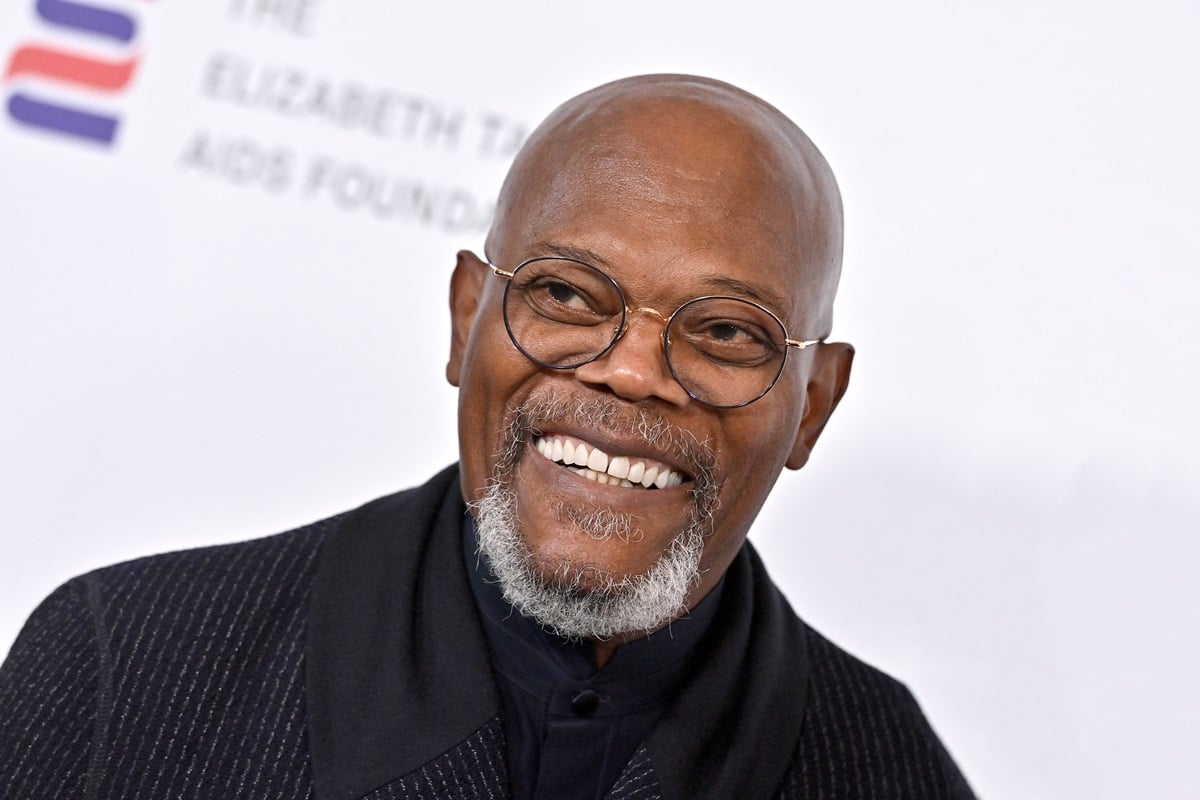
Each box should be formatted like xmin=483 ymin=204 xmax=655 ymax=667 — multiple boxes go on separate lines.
xmin=0 ymin=76 xmax=975 ymax=800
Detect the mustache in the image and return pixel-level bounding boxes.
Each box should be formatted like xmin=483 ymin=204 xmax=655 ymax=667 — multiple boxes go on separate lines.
xmin=494 ymin=389 xmax=719 ymax=486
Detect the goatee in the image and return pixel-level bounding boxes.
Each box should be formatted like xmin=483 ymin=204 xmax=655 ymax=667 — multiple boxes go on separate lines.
xmin=471 ymin=391 xmax=720 ymax=641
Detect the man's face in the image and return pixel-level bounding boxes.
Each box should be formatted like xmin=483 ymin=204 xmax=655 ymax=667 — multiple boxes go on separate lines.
xmin=448 ymin=95 xmax=843 ymax=635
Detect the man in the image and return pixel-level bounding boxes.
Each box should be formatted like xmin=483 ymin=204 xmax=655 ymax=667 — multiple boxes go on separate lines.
xmin=0 ymin=75 xmax=975 ymax=799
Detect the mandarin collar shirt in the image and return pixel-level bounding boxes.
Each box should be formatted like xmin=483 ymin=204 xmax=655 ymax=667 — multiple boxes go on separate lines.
xmin=462 ymin=517 xmax=723 ymax=800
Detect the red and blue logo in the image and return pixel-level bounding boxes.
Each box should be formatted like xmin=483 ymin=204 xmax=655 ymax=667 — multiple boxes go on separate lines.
xmin=4 ymin=0 xmax=149 ymax=146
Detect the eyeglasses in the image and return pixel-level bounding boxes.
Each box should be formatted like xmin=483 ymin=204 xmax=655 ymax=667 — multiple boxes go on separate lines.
xmin=489 ymin=256 xmax=821 ymax=408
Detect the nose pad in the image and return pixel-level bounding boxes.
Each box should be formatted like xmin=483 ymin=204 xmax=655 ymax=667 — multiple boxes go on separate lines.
xmin=574 ymin=307 xmax=691 ymax=406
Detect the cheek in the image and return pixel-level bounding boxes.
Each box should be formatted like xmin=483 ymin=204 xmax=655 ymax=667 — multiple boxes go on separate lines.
xmin=708 ymin=394 xmax=803 ymax=525
xmin=776 ymin=356 xmax=811 ymax=417
xmin=456 ymin=314 xmax=531 ymax=502
xmin=724 ymin=386 xmax=803 ymax=469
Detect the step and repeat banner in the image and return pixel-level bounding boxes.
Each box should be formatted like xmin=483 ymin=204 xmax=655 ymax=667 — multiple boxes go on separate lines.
xmin=3 ymin=2 xmax=1198 ymax=798
xmin=0 ymin=0 xmax=527 ymax=617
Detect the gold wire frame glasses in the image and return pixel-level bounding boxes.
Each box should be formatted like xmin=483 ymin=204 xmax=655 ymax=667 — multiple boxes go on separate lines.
xmin=489 ymin=256 xmax=821 ymax=408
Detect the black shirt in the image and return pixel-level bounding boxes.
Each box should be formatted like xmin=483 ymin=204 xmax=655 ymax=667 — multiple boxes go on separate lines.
xmin=463 ymin=517 xmax=723 ymax=800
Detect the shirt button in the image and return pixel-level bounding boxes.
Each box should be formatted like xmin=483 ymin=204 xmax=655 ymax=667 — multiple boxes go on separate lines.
xmin=570 ymin=689 xmax=600 ymax=716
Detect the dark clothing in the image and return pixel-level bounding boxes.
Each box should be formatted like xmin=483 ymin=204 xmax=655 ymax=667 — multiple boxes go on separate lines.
xmin=464 ymin=516 xmax=723 ymax=800
xmin=0 ymin=465 xmax=976 ymax=799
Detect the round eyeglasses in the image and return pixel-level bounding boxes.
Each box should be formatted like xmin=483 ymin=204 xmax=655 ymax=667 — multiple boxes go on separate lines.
xmin=490 ymin=256 xmax=822 ymax=408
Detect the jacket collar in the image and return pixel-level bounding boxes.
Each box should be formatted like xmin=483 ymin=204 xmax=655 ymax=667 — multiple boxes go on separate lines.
xmin=645 ymin=542 xmax=811 ymax=800
xmin=306 ymin=465 xmax=500 ymax=800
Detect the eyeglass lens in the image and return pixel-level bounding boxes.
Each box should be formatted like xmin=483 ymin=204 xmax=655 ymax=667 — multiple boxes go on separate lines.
xmin=502 ymin=258 xmax=790 ymax=408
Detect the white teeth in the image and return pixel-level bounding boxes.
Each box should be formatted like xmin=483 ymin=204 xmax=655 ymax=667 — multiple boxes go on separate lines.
xmin=640 ymin=466 xmax=659 ymax=488
xmin=536 ymin=436 xmax=686 ymax=490
xmin=608 ymin=456 xmax=630 ymax=480
xmin=587 ymin=448 xmax=608 ymax=472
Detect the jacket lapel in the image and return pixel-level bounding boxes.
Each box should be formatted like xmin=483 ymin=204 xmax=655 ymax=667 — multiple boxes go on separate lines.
xmin=604 ymin=745 xmax=661 ymax=800
xmin=305 ymin=465 xmax=505 ymax=800
xmin=357 ymin=718 xmax=509 ymax=800
xmin=644 ymin=544 xmax=810 ymax=800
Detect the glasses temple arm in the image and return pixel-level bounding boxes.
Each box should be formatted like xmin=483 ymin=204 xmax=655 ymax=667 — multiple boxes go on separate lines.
xmin=488 ymin=263 xmax=515 ymax=280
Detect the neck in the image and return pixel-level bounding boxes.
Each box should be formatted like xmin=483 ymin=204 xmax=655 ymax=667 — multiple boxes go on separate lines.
xmin=593 ymin=640 xmax=619 ymax=669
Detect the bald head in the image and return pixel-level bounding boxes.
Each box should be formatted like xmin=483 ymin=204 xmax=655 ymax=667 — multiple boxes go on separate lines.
xmin=486 ymin=74 xmax=844 ymax=333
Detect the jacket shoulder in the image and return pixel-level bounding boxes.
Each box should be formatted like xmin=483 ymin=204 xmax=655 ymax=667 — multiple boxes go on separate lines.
xmin=0 ymin=579 xmax=98 ymax=799
xmin=780 ymin=625 xmax=976 ymax=799
xmin=0 ymin=471 xmax=460 ymax=800
xmin=85 ymin=509 xmax=342 ymax=610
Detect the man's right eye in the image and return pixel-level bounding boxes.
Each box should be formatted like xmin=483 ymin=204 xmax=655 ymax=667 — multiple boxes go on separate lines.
xmin=520 ymin=277 xmax=607 ymax=323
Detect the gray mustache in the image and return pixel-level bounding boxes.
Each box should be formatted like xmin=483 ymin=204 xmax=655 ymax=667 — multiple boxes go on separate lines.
xmin=499 ymin=389 xmax=719 ymax=491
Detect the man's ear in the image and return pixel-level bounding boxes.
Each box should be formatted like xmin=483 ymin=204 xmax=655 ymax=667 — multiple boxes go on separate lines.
xmin=446 ymin=250 xmax=489 ymax=387
xmin=787 ymin=342 xmax=854 ymax=470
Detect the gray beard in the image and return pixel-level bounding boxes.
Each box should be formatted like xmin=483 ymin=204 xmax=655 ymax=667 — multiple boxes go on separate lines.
xmin=471 ymin=391 xmax=720 ymax=641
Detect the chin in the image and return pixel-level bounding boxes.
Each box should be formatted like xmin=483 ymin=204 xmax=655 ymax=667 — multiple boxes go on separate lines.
xmin=472 ymin=478 xmax=706 ymax=640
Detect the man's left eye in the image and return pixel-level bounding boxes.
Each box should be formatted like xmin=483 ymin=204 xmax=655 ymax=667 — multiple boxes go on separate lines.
xmin=707 ymin=322 xmax=744 ymax=341
xmin=546 ymin=281 xmax=586 ymax=307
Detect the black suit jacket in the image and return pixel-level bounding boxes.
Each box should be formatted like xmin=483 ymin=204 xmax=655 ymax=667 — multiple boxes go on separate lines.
xmin=0 ymin=465 xmax=974 ymax=799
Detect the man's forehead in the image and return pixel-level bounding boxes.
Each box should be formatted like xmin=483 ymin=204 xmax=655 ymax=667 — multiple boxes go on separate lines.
xmin=521 ymin=80 xmax=812 ymax=195
xmin=502 ymin=88 xmax=813 ymax=250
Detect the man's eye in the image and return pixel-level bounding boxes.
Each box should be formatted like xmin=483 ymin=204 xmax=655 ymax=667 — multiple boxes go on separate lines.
xmin=522 ymin=277 xmax=606 ymax=322
xmin=698 ymin=320 xmax=765 ymax=345
xmin=681 ymin=317 xmax=778 ymax=366
xmin=545 ymin=281 xmax=587 ymax=308
xmin=706 ymin=322 xmax=746 ymax=342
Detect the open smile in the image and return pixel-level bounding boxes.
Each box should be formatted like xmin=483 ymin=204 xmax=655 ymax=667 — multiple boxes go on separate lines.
xmin=533 ymin=434 xmax=689 ymax=489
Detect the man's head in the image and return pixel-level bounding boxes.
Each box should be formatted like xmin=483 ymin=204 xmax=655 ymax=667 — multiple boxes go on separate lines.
xmin=446 ymin=74 xmax=853 ymax=642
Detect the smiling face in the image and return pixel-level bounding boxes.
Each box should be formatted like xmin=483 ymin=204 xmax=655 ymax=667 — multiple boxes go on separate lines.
xmin=447 ymin=76 xmax=852 ymax=640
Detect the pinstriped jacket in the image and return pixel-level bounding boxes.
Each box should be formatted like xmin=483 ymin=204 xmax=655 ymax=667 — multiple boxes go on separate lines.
xmin=0 ymin=466 xmax=975 ymax=800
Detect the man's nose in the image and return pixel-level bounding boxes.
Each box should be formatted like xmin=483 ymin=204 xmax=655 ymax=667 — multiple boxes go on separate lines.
xmin=573 ymin=310 xmax=692 ymax=406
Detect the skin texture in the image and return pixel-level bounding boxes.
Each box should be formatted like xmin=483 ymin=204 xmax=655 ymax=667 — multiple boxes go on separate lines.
xmin=446 ymin=75 xmax=854 ymax=665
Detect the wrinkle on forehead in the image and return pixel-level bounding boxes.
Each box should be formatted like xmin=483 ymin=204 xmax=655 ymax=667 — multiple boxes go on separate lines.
xmin=488 ymin=75 xmax=844 ymax=334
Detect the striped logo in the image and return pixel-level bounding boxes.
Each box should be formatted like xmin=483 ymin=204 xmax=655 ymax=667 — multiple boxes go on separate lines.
xmin=4 ymin=0 xmax=149 ymax=146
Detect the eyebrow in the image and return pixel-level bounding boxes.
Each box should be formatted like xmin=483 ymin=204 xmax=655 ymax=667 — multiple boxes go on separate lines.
xmin=528 ymin=242 xmax=617 ymax=271
xmin=525 ymin=240 xmax=792 ymax=319
xmin=695 ymin=275 xmax=789 ymax=315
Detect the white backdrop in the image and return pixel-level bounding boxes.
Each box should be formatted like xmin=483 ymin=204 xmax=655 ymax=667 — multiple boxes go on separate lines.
xmin=2 ymin=1 xmax=1197 ymax=797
